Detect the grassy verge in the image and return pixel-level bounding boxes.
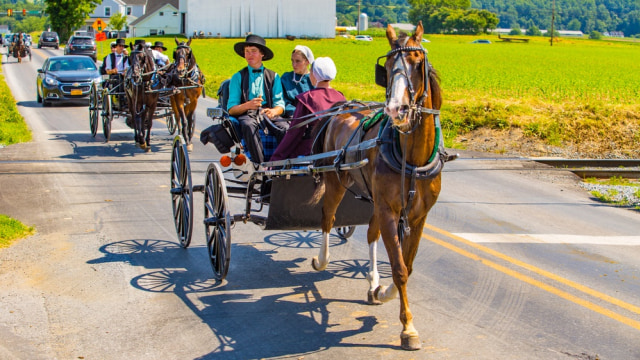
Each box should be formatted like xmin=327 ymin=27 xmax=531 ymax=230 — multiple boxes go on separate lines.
xmin=0 ymin=214 xmax=35 ymax=248
xmin=0 ymin=68 xmax=31 ymax=146
xmin=0 ymin=61 xmax=35 ymax=248
xmin=583 ymin=177 xmax=640 ymax=209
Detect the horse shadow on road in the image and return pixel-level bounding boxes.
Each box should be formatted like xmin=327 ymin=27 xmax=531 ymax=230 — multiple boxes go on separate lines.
xmin=87 ymin=232 xmax=395 ymax=358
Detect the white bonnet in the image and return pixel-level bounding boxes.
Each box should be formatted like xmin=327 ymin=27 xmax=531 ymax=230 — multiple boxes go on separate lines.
xmin=312 ymin=57 xmax=337 ymax=82
xmin=293 ymin=45 xmax=314 ymax=65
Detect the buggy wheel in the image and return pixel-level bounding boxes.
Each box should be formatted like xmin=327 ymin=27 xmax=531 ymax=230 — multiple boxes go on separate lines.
xmin=170 ymin=136 xmax=194 ymax=248
xmin=335 ymin=226 xmax=356 ymax=239
xmin=204 ymin=163 xmax=231 ymax=280
xmin=101 ymin=92 xmax=113 ymax=142
xmin=166 ymin=109 xmax=177 ymax=135
xmin=89 ymin=84 xmax=99 ymax=137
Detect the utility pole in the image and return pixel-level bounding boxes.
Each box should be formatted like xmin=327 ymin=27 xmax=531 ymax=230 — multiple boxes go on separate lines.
xmin=550 ymin=0 xmax=555 ymax=46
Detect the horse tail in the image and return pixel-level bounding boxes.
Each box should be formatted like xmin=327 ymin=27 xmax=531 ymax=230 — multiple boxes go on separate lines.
xmin=308 ymin=176 xmax=326 ymax=206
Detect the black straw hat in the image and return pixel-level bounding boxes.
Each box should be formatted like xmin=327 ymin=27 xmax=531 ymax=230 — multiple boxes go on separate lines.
xmin=114 ymin=38 xmax=128 ymax=48
xmin=233 ymin=34 xmax=274 ymax=61
xmin=153 ymin=41 xmax=167 ymax=51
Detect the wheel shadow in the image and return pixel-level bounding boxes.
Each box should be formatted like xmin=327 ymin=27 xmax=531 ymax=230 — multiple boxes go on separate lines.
xmin=48 ymin=132 xmax=174 ymax=159
xmin=87 ymin=236 xmax=397 ymax=358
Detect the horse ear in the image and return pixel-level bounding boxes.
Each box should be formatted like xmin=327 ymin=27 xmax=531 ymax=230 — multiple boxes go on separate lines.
xmin=187 ymin=38 xmax=192 ymax=46
xmin=386 ymin=24 xmax=398 ymax=48
xmin=175 ymin=36 xmax=180 ymax=45
xmin=414 ymin=21 xmax=424 ymax=43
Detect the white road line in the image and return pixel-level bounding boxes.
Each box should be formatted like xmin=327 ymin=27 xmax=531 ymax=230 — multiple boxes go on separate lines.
xmin=455 ymin=233 xmax=640 ymax=246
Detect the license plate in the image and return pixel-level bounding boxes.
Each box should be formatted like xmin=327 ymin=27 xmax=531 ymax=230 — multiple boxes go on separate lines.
xmin=70 ymin=89 xmax=82 ymax=95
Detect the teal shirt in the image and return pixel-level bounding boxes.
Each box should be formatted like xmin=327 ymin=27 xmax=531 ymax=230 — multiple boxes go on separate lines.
xmin=281 ymin=71 xmax=313 ymax=118
xmin=226 ymin=65 xmax=285 ymax=112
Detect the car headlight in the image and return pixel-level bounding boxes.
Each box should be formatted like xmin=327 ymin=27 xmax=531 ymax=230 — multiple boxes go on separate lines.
xmin=44 ymin=75 xmax=59 ymax=86
xmin=93 ymin=76 xmax=102 ymax=85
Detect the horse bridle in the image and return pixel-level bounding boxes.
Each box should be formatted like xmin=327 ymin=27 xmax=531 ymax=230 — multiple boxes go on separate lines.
xmin=376 ymin=40 xmax=440 ymax=134
xmin=174 ymin=44 xmax=193 ymax=74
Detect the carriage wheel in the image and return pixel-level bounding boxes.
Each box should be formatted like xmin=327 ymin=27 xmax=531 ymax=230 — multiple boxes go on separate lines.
xmin=166 ymin=109 xmax=177 ymax=135
xmin=89 ymin=84 xmax=99 ymax=137
xmin=101 ymin=92 xmax=113 ymax=142
xmin=170 ymin=136 xmax=194 ymax=248
xmin=335 ymin=226 xmax=356 ymax=239
xmin=204 ymin=162 xmax=231 ymax=280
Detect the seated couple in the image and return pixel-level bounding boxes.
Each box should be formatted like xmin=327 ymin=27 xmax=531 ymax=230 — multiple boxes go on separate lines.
xmin=227 ymin=34 xmax=345 ymax=164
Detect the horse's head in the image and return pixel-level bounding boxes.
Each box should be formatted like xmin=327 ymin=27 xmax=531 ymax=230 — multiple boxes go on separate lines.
xmin=173 ymin=37 xmax=195 ymax=75
xmin=129 ymin=43 xmax=154 ymax=80
xmin=378 ymin=21 xmax=430 ymax=132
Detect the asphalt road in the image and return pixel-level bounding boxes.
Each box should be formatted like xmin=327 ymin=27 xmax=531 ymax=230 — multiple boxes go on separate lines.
xmin=1 ymin=46 xmax=639 ymax=360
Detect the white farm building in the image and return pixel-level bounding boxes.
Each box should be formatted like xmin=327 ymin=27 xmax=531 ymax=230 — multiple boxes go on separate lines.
xmin=177 ymin=0 xmax=336 ymax=38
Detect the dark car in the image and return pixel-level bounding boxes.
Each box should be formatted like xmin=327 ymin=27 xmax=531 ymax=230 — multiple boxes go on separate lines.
xmin=36 ymin=55 xmax=102 ymax=106
xmin=38 ymin=31 xmax=60 ymax=49
xmin=64 ymin=35 xmax=97 ymax=61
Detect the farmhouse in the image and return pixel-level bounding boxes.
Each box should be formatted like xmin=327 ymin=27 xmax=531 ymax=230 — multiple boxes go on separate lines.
xmin=129 ymin=0 xmax=180 ymax=37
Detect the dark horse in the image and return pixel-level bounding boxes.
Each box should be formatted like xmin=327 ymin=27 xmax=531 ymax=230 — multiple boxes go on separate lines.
xmin=169 ymin=37 xmax=204 ymax=151
xmin=125 ymin=42 xmax=160 ymax=151
xmin=12 ymin=33 xmax=26 ymax=63
xmin=310 ymin=22 xmax=448 ymax=350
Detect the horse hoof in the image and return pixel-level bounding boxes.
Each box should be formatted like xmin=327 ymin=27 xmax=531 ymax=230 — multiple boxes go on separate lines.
xmin=145 ymin=146 xmax=151 ymax=153
xmin=311 ymin=257 xmax=327 ymax=271
xmin=367 ymin=290 xmax=382 ymax=305
xmin=400 ymin=334 xmax=421 ymax=351
xmin=186 ymin=144 xmax=193 ymax=151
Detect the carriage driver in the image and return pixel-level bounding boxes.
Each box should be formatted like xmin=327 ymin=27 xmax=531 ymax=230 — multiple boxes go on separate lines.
xmin=151 ymin=41 xmax=170 ymax=67
xmin=103 ymin=38 xmax=130 ymax=75
xmin=227 ymin=34 xmax=287 ymax=164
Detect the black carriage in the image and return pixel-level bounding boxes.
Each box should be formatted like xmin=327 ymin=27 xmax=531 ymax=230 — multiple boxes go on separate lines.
xmin=7 ymin=35 xmax=31 ymax=63
xmin=88 ymin=74 xmax=178 ymax=141
xmin=170 ymin=107 xmax=374 ymax=280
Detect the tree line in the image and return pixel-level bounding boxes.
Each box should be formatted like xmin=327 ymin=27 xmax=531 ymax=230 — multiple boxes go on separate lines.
xmin=337 ymin=0 xmax=640 ymax=37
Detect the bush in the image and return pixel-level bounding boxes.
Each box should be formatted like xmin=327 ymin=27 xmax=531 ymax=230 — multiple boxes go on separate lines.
xmin=589 ymin=31 xmax=603 ymax=40
xmin=509 ymin=28 xmax=522 ymax=35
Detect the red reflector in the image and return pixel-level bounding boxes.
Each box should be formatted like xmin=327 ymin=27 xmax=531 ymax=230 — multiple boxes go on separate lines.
xmin=234 ymin=154 xmax=247 ymax=166
xmin=220 ymin=155 xmax=232 ymax=167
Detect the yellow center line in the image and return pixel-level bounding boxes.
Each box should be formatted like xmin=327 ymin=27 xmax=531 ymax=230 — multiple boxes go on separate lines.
xmin=422 ymin=226 xmax=640 ymax=331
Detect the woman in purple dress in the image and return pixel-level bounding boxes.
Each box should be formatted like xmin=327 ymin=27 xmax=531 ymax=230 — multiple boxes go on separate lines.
xmin=270 ymin=57 xmax=346 ymax=161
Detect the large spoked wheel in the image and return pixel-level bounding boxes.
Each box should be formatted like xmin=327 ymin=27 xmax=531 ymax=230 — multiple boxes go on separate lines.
xmin=166 ymin=109 xmax=177 ymax=135
xmin=170 ymin=136 xmax=194 ymax=248
xmin=335 ymin=226 xmax=356 ymax=240
xmin=101 ymin=92 xmax=113 ymax=142
xmin=204 ymin=163 xmax=231 ymax=280
xmin=89 ymin=84 xmax=99 ymax=137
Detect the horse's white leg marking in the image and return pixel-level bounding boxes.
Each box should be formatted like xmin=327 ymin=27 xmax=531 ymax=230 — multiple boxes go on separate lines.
xmin=367 ymin=240 xmax=379 ymax=291
xmin=375 ymin=283 xmax=398 ymax=303
xmin=312 ymin=231 xmax=330 ymax=271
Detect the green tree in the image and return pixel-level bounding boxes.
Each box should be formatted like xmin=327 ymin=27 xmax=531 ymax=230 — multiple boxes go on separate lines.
xmin=108 ymin=12 xmax=127 ymax=32
xmin=526 ymin=25 xmax=542 ymax=36
xmin=589 ymin=30 xmax=603 ymax=39
xmin=44 ymin=0 xmax=101 ymax=41
xmin=408 ymin=0 xmax=497 ymax=34
xmin=567 ymin=19 xmax=582 ymax=31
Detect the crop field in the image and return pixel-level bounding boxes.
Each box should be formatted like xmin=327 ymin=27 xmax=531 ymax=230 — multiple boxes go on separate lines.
xmin=135 ymin=34 xmax=640 ymax=105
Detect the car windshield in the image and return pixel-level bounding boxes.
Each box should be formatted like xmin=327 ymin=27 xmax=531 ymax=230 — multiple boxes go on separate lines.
xmin=72 ymin=38 xmax=93 ymax=45
xmin=48 ymin=58 xmax=97 ymax=72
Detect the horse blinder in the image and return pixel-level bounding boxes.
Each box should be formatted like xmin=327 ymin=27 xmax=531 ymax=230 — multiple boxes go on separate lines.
xmin=374 ymin=55 xmax=387 ymax=88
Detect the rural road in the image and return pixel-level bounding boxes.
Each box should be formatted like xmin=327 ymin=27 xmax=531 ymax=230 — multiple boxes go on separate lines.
xmin=0 ymin=46 xmax=639 ymax=360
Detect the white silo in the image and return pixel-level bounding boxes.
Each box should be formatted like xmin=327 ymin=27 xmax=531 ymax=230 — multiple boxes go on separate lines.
xmin=358 ymin=13 xmax=368 ymax=31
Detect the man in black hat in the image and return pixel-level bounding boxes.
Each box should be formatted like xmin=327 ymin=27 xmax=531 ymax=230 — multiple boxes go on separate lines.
xmin=151 ymin=41 xmax=169 ymax=67
xmin=227 ymin=34 xmax=287 ymax=164
xmin=103 ymin=38 xmax=130 ymax=75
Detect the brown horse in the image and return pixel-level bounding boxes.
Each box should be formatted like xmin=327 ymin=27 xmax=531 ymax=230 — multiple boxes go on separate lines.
xmin=310 ymin=21 xmax=448 ymax=350
xmin=170 ymin=37 xmax=204 ymax=151
xmin=125 ymin=42 xmax=160 ymax=151
xmin=13 ymin=33 xmax=26 ymax=63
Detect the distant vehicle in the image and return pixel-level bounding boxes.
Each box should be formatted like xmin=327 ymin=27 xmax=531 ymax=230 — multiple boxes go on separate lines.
xmin=64 ymin=35 xmax=97 ymax=62
xmin=73 ymin=31 xmax=92 ymax=37
xmin=471 ymin=39 xmax=492 ymax=44
xmin=355 ymin=35 xmax=373 ymax=41
xmin=38 ymin=31 xmax=60 ymax=49
xmin=422 ymin=38 xmax=431 ymax=43
xmin=36 ymin=55 xmax=101 ymax=106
